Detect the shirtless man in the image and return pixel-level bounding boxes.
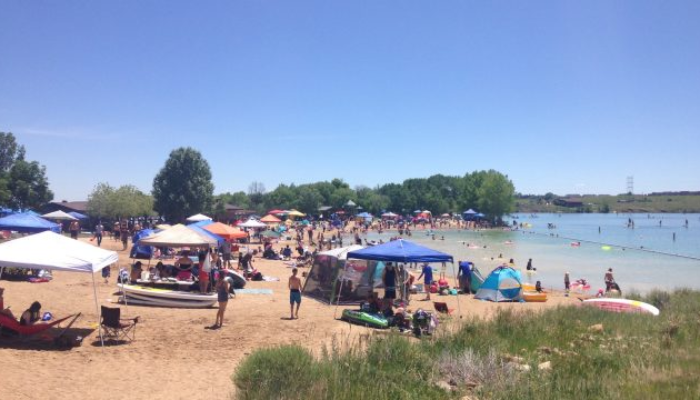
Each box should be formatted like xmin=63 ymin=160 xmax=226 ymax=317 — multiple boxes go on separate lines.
xmin=288 ymin=268 xmax=302 ymax=319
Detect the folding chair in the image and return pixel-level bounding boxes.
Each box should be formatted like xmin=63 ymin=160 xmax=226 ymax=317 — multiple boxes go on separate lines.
xmin=433 ymin=301 xmax=454 ymax=316
xmin=100 ymin=306 xmax=139 ymax=342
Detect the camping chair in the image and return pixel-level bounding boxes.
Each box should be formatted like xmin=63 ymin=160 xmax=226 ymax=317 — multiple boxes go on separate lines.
xmin=433 ymin=301 xmax=454 ymax=316
xmin=100 ymin=306 xmax=139 ymax=342
xmin=0 ymin=312 xmax=81 ymax=339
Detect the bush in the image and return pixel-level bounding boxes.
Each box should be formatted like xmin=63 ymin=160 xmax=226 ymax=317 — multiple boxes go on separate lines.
xmin=234 ymin=345 xmax=316 ymax=400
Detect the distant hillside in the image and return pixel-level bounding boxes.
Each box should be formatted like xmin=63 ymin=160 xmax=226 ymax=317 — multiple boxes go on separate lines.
xmin=515 ymin=193 xmax=700 ymax=213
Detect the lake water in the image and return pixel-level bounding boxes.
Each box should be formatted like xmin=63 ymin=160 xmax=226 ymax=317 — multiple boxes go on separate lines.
xmin=364 ymin=213 xmax=700 ymax=293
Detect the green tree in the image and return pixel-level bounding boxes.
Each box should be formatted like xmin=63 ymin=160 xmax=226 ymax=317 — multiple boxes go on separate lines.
xmin=0 ymin=132 xmax=24 ymax=173
xmin=7 ymin=159 xmax=53 ymax=210
xmin=152 ymin=147 xmax=214 ymax=222
xmin=88 ymin=183 xmax=154 ymax=219
xmin=476 ymin=170 xmax=515 ymax=222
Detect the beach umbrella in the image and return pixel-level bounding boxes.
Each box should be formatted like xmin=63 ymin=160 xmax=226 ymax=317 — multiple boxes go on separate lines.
xmin=413 ymin=210 xmax=421 ymax=214
xmin=422 ymin=210 xmax=431 ymax=214
xmin=42 ymin=210 xmax=78 ymax=221
xmin=441 ymin=213 xmax=450 ymax=218
xmin=268 ymin=209 xmax=287 ymax=215
xmin=381 ymin=212 xmax=398 ymax=218
xmin=464 ymin=209 xmax=477 ymax=215
xmin=260 ymin=214 xmax=282 ymax=223
xmin=186 ymin=213 xmax=212 ymax=222
xmin=155 ymin=223 xmax=172 ymax=230
xmin=301 ymin=219 xmax=310 ymax=225
xmin=345 ymin=200 xmax=357 ymax=207
xmin=287 ymin=209 xmax=306 ymax=218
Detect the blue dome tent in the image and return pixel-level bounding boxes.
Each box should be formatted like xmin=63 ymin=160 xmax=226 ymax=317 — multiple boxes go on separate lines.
xmin=474 ymin=266 xmax=523 ymax=302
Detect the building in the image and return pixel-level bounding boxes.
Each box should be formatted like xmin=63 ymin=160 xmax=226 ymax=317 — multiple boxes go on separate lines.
xmin=42 ymin=200 xmax=89 ymax=214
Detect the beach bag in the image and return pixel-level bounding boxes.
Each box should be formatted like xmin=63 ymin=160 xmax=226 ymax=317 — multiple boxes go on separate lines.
xmin=430 ymin=283 xmax=438 ymax=293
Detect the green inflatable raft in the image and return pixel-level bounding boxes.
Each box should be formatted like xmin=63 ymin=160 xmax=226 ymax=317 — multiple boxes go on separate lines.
xmin=341 ymin=309 xmax=389 ymax=329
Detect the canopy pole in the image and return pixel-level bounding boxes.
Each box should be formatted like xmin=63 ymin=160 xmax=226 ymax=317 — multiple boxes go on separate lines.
xmin=452 ymin=261 xmax=462 ymax=319
xmin=0 ymin=266 xmax=4 ymax=280
xmin=333 ymin=275 xmax=346 ymax=320
xmin=92 ymin=272 xmax=104 ymax=347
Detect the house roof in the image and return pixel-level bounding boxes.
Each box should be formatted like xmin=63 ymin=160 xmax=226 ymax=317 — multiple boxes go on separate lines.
xmin=49 ymin=201 xmax=88 ymax=212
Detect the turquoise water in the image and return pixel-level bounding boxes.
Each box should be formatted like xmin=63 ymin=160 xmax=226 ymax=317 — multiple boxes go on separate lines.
xmin=364 ymin=213 xmax=700 ymax=293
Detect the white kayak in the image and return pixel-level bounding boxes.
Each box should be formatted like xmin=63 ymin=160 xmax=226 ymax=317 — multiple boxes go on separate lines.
xmin=121 ymin=295 xmax=217 ymax=308
xmin=119 ymin=284 xmax=217 ymax=301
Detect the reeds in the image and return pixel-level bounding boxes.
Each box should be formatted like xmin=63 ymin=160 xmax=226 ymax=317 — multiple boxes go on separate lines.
xmin=234 ymin=289 xmax=700 ymax=399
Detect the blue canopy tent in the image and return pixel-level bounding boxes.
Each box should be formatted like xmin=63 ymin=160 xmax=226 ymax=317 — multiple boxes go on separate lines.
xmin=131 ymin=229 xmax=156 ymax=259
xmin=463 ymin=209 xmax=478 ymax=221
xmin=347 ymin=239 xmax=461 ymax=317
xmin=188 ymin=220 xmax=214 ymax=228
xmin=0 ymin=212 xmax=60 ymax=233
xmin=347 ymin=239 xmax=453 ymax=263
xmin=68 ymin=211 xmax=89 ymax=220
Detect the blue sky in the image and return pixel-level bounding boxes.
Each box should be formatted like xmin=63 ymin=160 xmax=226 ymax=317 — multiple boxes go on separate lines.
xmin=1 ymin=1 xmax=699 ymax=201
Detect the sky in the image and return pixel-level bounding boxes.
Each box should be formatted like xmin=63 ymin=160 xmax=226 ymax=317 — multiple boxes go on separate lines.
xmin=1 ymin=1 xmax=699 ymax=201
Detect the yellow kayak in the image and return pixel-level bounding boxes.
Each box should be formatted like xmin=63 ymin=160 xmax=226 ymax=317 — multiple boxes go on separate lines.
xmin=523 ymin=291 xmax=547 ymax=302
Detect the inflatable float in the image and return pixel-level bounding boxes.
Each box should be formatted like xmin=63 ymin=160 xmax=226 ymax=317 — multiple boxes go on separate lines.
xmin=341 ymin=309 xmax=389 ymax=329
xmin=522 ymin=291 xmax=547 ymax=302
xmin=582 ymin=298 xmax=659 ymax=316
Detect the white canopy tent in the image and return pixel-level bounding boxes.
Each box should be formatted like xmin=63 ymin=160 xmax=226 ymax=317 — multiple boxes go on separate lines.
xmin=42 ymin=210 xmax=78 ymax=221
xmin=0 ymin=231 xmax=119 ymax=345
xmin=185 ymin=213 xmax=212 ymax=222
xmin=238 ymin=219 xmax=267 ymax=229
xmin=137 ymin=223 xmax=218 ymax=248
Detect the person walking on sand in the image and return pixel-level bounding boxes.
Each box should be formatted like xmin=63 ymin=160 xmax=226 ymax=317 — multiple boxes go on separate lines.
xmin=564 ymin=272 xmax=570 ymax=291
xmin=289 ymin=268 xmax=302 ymax=319
xmin=212 ymin=271 xmax=231 ymax=329
xmin=94 ymin=221 xmax=104 ymax=247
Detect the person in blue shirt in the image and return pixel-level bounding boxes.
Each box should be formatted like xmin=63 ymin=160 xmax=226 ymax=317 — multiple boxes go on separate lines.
xmin=458 ymin=261 xmax=472 ymax=294
xmin=417 ymin=263 xmax=434 ymax=300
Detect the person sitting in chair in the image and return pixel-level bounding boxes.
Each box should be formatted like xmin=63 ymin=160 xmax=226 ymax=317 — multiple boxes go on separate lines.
xmin=130 ymin=261 xmax=143 ymax=282
xmin=20 ymin=301 xmax=43 ymax=326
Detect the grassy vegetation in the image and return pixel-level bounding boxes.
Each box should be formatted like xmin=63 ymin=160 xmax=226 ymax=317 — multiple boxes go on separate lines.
xmin=516 ymin=194 xmax=700 ymax=213
xmin=233 ymin=289 xmax=700 ymax=400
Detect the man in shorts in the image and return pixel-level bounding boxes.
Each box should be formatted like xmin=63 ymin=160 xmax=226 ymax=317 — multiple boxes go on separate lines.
xmin=220 ymin=240 xmax=232 ymax=268
xmin=417 ymin=263 xmax=434 ymax=301
xmin=288 ymin=268 xmax=302 ymax=319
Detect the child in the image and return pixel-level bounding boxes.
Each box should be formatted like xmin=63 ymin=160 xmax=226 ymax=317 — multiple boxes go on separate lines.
xmin=102 ymin=266 xmax=111 ymax=283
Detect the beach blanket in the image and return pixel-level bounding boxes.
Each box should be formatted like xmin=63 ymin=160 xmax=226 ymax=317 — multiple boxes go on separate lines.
xmin=235 ymin=288 xmax=273 ymax=295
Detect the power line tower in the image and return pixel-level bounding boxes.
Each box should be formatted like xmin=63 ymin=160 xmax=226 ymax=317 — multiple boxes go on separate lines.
xmin=626 ymin=176 xmax=634 ymax=195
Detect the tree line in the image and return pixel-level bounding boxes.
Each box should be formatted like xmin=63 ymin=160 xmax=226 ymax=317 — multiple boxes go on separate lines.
xmin=81 ymin=147 xmax=514 ymax=223
xmin=147 ymin=147 xmax=515 ymax=223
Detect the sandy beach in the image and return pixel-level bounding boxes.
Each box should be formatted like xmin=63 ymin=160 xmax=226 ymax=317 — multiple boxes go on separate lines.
xmin=0 ymin=231 xmax=579 ymax=400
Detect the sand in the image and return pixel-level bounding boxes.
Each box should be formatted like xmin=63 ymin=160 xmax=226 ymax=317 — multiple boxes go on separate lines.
xmin=0 ymin=228 xmax=579 ymax=400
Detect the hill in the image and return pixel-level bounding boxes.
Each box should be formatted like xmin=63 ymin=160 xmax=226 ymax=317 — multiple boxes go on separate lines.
xmin=515 ymin=193 xmax=700 ymax=213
